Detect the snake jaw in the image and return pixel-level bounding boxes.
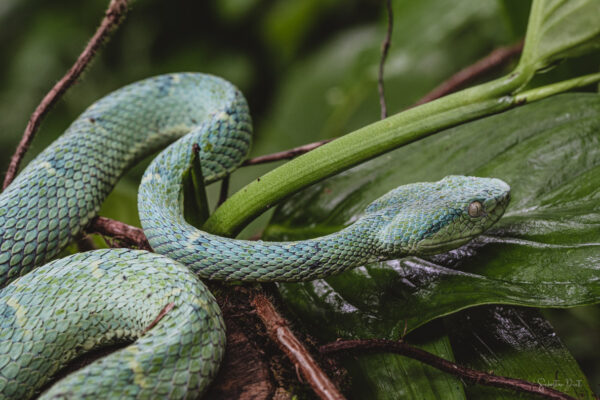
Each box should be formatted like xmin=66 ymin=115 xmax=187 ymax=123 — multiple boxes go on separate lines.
xmin=415 ymin=179 xmax=510 ymax=254
xmin=369 ymin=176 xmax=511 ymax=258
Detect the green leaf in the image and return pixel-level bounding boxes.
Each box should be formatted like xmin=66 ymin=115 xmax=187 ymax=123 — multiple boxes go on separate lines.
xmin=447 ymin=306 xmax=594 ymax=399
xmin=333 ymin=329 xmax=465 ymax=400
xmin=519 ymin=0 xmax=600 ymax=76
xmin=265 ymin=93 xmax=600 ymax=397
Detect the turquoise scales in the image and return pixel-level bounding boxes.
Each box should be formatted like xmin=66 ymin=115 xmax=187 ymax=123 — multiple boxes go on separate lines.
xmin=0 ymin=249 xmax=225 ymax=399
xmin=0 ymin=73 xmax=252 ymax=287
xmin=0 ymin=73 xmax=511 ymax=398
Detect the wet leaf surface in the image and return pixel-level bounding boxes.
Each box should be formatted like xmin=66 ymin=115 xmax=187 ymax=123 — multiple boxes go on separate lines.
xmin=447 ymin=306 xmax=594 ymax=399
xmin=265 ymin=94 xmax=600 ymax=398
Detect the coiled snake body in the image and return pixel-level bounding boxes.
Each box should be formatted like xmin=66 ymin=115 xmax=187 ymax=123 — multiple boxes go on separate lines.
xmin=0 ymin=73 xmax=510 ymax=398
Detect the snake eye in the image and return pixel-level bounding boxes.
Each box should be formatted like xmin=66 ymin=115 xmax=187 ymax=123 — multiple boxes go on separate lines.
xmin=468 ymin=201 xmax=484 ymax=217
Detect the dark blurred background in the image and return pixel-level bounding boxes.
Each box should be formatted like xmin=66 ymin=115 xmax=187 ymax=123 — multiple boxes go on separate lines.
xmin=1 ymin=0 xmax=598 ymax=392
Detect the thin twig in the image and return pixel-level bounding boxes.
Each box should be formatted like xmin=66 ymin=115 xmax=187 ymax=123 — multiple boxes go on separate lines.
xmin=378 ymin=0 xmax=393 ymax=119
xmin=87 ymin=216 xmax=151 ymax=251
xmin=2 ymin=0 xmax=129 ymax=190
xmin=242 ymin=41 xmax=523 ymax=167
xmin=252 ymin=293 xmax=346 ymax=400
xmin=242 ymin=139 xmax=333 ymax=166
xmin=413 ymin=40 xmax=524 ymax=106
xmin=320 ymin=339 xmax=576 ymax=400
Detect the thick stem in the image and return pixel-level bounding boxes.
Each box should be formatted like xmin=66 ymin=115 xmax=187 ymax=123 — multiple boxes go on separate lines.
xmin=205 ymin=66 xmax=599 ymax=238
xmin=204 ymin=88 xmax=520 ymax=236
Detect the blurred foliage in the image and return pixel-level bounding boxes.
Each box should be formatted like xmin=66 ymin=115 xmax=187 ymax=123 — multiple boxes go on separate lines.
xmin=1 ymin=0 xmax=599 ymax=398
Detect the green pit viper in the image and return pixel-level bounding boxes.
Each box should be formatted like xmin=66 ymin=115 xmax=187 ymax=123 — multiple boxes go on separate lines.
xmin=0 ymin=73 xmax=510 ymax=399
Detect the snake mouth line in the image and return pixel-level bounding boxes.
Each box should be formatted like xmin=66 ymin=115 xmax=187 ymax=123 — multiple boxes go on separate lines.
xmin=417 ymin=236 xmax=472 ymax=254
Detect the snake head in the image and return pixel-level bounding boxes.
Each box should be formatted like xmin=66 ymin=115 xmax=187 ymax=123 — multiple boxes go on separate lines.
xmin=365 ymin=176 xmax=511 ymax=257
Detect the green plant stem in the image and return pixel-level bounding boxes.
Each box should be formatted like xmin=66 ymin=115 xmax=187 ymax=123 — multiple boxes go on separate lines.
xmin=515 ymin=72 xmax=600 ymax=104
xmin=205 ymin=69 xmax=600 ymax=237
xmin=203 ymin=72 xmax=524 ymax=236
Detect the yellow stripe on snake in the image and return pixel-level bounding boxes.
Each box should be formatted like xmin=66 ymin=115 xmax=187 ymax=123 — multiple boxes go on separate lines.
xmin=0 ymin=73 xmax=510 ymax=398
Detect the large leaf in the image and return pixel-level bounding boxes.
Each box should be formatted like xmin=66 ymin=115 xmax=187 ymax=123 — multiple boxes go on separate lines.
xmin=328 ymin=307 xmax=594 ymax=400
xmin=447 ymin=306 xmax=594 ymax=399
xmin=519 ymin=0 xmax=600 ymax=74
xmin=264 ymin=93 xmax=600 ymax=397
xmin=332 ymin=328 xmax=465 ymax=400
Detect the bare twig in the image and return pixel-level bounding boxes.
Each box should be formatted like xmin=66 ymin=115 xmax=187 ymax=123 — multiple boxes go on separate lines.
xmin=378 ymin=0 xmax=393 ymax=119
xmin=413 ymin=41 xmax=524 ymax=106
xmin=2 ymin=0 xmax=129 ymax=189
xmin=320 ymin=339 xmax=576 ymax=400
xmin=87 ymin=216 xmax=151 ymax=251
xmin=252 ymin=293 xmax=346 ymax=400
xmin=242 ymin=139 xmax=333 ymax=166
xmin=242 ymin=41 xmax=523 ymax=166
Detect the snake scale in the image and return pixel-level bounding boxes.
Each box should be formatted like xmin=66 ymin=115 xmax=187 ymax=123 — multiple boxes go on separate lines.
xmin=0 ymin=73 xmax=510 ymax=398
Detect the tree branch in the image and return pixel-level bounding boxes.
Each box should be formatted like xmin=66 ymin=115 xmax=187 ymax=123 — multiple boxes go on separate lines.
xmin=253 ymin=293 xmax=346 ymax=400
xmin=2 ymin=0 xmax=129 ymax=190
xmin=320 ymin=339 xmax=576 ymax=400
xmin=87 ymin=216 xmax=151 ymax=251
xmin=141 ymin=302 xmax=174 ymax=335
xmin=413 ymin=40 xmax=524 ymax=106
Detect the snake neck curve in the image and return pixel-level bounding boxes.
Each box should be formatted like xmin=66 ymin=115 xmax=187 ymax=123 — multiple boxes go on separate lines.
xmin=139 ymin=137 xmax=384 ymax=282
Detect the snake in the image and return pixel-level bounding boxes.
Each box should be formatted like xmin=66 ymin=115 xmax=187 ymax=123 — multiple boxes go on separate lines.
xmin=0 ymin=73 xmax=511 ymax=399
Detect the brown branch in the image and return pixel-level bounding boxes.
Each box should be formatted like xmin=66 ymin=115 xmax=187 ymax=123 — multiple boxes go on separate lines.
xmin=242 ymin=40 xmax=523 ymax=167
xmin=252 ymin=293 xmax=346 ymax=400
xmin=242 ymin=139 xmax=333 ymax=166
xmin=320 ymin=339 xmax=576 ymax=400
xmin=87 ymin=216 xmax=151 ymax=251
xmin=2 ymin=0 xmax=129 ymax=190
xmin=378 ymin=0 xmax=393 ymax=119
xmin=413 ymin=40 xmax=524 ymax=106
